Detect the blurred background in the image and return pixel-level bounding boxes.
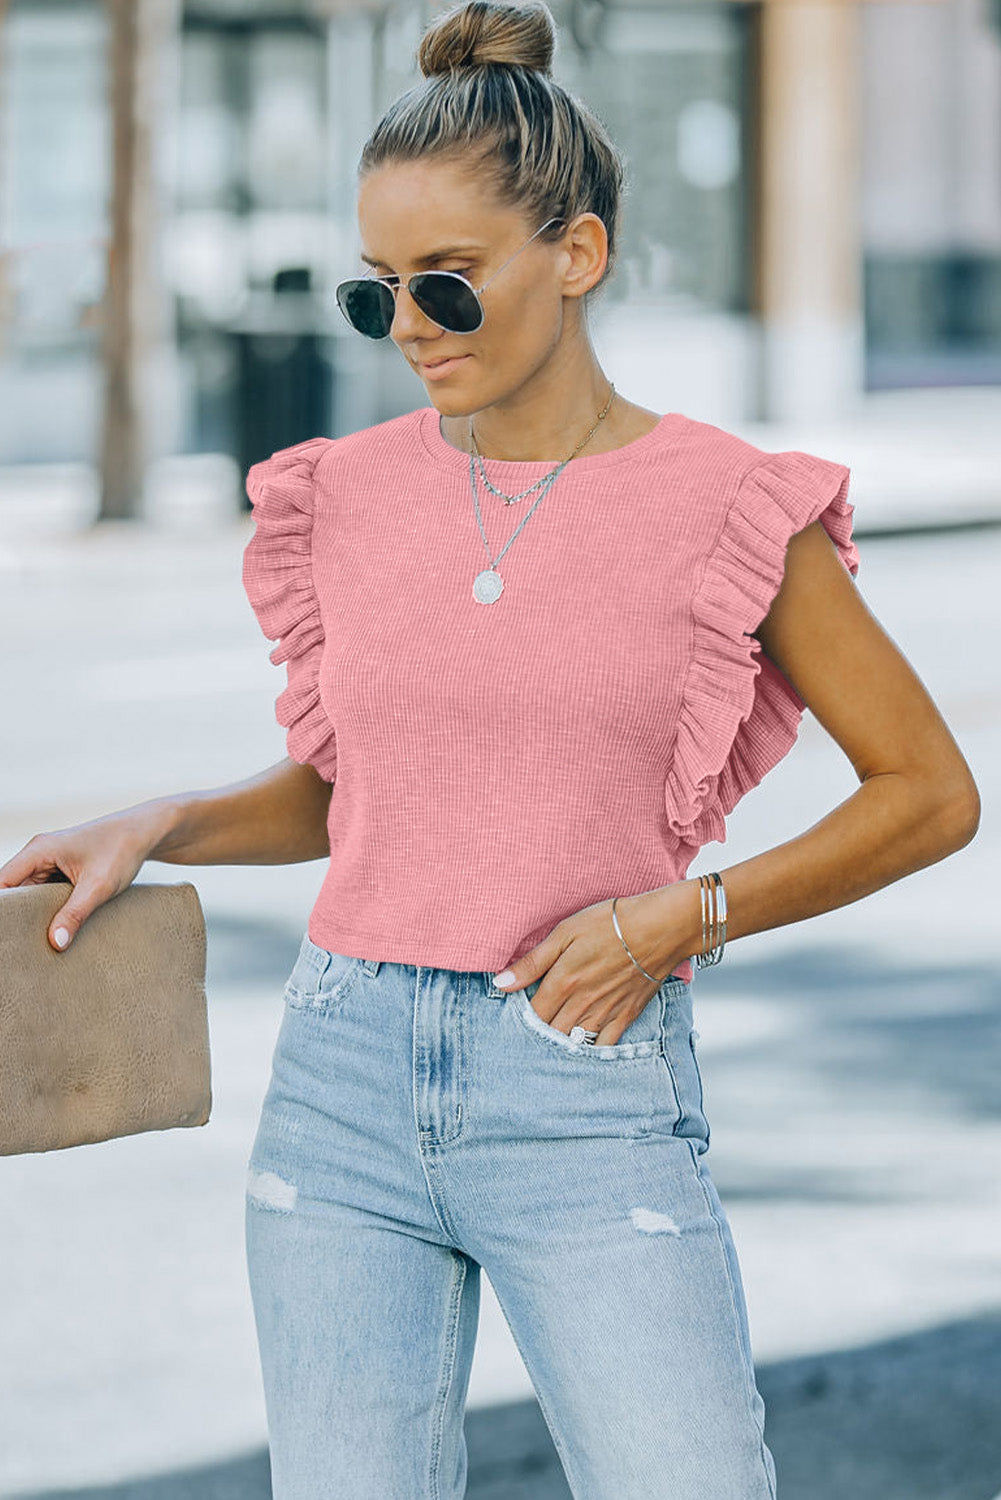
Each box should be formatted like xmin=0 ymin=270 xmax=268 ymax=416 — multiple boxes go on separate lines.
xmin=0 ymin=1 xmax=999 ymax=1497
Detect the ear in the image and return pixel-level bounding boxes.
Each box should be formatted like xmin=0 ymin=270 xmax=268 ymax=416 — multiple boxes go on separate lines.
xmin=558 ymin=212 xmax=608 ymax=301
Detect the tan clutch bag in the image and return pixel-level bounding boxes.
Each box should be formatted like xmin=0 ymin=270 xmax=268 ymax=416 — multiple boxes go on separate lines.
xmin=0 ymin=878 xmax=212 ymax=1155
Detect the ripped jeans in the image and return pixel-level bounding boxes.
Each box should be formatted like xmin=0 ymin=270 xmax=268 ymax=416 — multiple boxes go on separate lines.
xmin=244 ymin=932 xmax=778 ymax=1500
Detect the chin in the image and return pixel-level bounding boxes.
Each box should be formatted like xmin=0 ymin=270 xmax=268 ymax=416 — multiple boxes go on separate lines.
xmin=426 ymin=390 xmax=480 ymax=418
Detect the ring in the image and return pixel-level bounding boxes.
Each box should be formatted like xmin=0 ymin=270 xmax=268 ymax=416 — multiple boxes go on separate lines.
xmin=569 ymin=1025 xmax=600 ymax=1045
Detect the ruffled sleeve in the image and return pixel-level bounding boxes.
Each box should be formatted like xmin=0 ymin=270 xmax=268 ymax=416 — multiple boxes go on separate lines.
xmin=241 ymin=437 xmax=339 ymax=784
xmin=664 ymin=449 xmax=860 ymax=847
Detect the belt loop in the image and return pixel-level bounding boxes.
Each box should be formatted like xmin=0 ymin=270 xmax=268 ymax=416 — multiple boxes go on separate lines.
xmin=362 ymin=959 xmax=381 ymax=978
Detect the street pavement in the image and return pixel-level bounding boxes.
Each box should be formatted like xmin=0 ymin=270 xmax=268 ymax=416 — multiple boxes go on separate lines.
xmin=0 ymin=388 xmax=999 ymax=1498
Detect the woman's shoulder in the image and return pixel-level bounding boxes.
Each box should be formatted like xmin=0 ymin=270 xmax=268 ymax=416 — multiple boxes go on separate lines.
xmin=244 ymin=408 xmax=425 ymax=508
xmin=667 ymin=410 xmax=850 ymax=503
xmin=646 ymin=408 xmax=782 ymax=483
xmin=649 ymin=409 xmax=858 ymax=571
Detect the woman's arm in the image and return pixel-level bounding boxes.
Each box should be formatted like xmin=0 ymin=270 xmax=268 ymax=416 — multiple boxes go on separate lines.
xmin=642 ymin=521 xmax=981 ymax=971
xmin=147 ymin=757 xmax=334 ymax=866
xmin=0 ymin=758 xmax=333 ymax=951
xmin=491 ymin=521 xmax=981 ymax=1042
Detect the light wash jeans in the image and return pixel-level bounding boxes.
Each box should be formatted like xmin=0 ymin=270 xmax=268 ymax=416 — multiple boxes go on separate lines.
xmin=245 ymin=932 xmax=778 ymax=1499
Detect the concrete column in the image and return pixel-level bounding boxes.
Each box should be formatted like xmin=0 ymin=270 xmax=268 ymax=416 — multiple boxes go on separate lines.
xmin=755 ymin=0 xmax=865 ymax=420
xmin=324 ymin=5 xmax=385 ymax=436
xmin=0 ymin=0 xmax=9 ymax=355
xmin=99 ymin=0 xmax=181 ymax=521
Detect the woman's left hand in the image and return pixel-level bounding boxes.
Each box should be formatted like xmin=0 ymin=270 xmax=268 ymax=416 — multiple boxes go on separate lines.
xmin=491 ymin=883 xmax=699 ymax=1044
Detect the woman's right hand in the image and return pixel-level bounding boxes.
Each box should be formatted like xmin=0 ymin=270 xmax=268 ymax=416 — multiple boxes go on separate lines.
xmin=0 ymin=806 xmax=168 ymax=952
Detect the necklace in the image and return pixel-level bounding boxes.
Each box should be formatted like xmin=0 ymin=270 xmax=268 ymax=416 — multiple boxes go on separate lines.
xmin=468 ymin=384 xmax=616 ymax=505
xmin=469 ymin=383 xmax=616 ymax=604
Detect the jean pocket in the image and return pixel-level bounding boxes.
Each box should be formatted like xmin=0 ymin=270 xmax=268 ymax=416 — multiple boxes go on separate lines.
xmin=512 ymin=977 xmax=679 ymax=1060
xmin=282 ymin=937 xmax=363 ymax=1017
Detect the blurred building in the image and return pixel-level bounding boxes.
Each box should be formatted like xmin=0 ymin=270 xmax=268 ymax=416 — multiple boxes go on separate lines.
xmin=0 ymin=0 xmax=999 ymax=469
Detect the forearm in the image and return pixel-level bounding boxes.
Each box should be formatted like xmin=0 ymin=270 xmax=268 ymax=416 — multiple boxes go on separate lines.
xmin=644 ymin=771 xmax=980 ymax=973
xmin=142 ymin=757 xmax=333 ymax=867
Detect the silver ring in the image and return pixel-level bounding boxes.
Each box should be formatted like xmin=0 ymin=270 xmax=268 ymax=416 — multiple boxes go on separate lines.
xmin=569 ymin=1025 xmax=600 ymax=1045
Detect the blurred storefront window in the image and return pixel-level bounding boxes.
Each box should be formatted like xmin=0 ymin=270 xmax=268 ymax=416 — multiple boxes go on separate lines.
xmin=861 ymin=0 xmax=1001 ymax=389
xmin=0 ymin=0 xmax=108 ymax=459
xmin=1 ymin=0 xmax=1000 ymax=465
xmin=173 ymin=11 xmax=335 ymax=477
xmin=556 ymin=1 xmax=750 ymax=313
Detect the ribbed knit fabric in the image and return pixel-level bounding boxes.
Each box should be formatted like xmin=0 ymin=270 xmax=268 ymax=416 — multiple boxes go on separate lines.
xmin=242 ymin=404 xmax=860 ymax=983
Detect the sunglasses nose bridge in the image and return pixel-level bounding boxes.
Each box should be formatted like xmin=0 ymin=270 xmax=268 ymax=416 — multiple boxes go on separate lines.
xmin=388 ymin=277 xmax=444 ymax=338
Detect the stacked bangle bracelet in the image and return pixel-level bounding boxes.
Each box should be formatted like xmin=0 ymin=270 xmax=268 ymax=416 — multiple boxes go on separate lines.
xmin=693 ymin=871 xmax=727 ymax=968
xmin=610 ymin=870 xmax=728 ymax=984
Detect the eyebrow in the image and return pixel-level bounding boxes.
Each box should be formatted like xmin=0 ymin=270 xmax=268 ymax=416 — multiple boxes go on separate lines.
xmin=359 ymin=244 xmax=485 ymax=270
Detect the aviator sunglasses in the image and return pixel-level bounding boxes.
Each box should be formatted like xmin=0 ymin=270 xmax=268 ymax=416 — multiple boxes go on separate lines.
xmin=334 ymin=216 xmax=566 ymax=339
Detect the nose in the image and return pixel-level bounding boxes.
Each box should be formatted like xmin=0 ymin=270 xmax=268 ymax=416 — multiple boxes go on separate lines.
xmin=389 ymin=282 xmax=441 ymax=343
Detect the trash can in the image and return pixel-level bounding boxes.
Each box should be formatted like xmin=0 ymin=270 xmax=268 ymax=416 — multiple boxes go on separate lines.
xmin=230 ymin=267 xmax=334 ymax=508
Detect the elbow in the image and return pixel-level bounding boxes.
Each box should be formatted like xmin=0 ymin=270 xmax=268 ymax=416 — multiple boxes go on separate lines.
xmin=933 ymin=770 xmax=981 ymax=852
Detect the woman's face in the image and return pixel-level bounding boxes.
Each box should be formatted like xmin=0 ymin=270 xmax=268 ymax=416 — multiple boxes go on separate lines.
xmin=355 ymin=158 xmax=581 ymax=416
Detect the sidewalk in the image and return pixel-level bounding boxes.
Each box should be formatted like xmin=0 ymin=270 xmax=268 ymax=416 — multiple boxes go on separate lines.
xmin=0 ymin=388 xmax=998 ymax=1498
xmin=729 ymin=383 xmax=1001 ymax=531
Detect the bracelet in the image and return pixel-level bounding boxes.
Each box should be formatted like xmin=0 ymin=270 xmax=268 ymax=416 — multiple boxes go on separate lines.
xmin=611 ymin=873 xmax=728 ymax=984
xmin=692 ymin=872 xmax=727 ymax=967
xmin=610 ymin=897 xmax=671 ymax=985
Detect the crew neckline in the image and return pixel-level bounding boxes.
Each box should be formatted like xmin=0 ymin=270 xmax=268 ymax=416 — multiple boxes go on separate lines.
xmin=417 ymin=404 xmax=688 ymax=474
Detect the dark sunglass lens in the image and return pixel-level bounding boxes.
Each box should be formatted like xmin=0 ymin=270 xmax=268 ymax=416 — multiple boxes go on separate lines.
xmin=411 ymin=273 xmax=483 ymax=333
xmin=336 ymin=280 xmax=395 ymax=338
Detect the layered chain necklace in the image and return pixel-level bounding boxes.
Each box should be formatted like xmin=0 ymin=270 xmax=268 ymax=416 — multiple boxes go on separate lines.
xmin=468 ymin=383 xmax=616 ymax=604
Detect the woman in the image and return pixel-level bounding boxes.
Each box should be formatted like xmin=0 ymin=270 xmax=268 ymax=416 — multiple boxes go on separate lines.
xmin=1 ymin=1 xmax=980 ymax=1495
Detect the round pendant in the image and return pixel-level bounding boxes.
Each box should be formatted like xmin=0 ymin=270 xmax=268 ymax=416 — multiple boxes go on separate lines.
xmin=473 ymin=568 xmax=503 ymax=604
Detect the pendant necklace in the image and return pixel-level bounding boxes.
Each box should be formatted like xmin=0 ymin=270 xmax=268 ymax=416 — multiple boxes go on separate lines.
xmin=469 ymin=383 xmax=616 ymax=605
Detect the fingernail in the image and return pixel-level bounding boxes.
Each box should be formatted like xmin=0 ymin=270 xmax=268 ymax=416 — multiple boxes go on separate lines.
xmin=493 ymin=969 xmax=515 ymax=989
xmin=53 ymin=927 xmax=70 ymax=949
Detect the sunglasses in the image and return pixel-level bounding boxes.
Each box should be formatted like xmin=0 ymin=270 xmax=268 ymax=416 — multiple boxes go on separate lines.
xmin=334 ymin=216 xmax=565 ymax=339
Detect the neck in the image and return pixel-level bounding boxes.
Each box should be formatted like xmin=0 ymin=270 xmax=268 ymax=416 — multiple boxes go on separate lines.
xmin=440 ymin=365 xmax=617 ymax=463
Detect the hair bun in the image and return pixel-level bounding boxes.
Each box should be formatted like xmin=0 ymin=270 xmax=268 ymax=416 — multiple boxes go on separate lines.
xmin=418 ymin=0 xmax=555 ymax=78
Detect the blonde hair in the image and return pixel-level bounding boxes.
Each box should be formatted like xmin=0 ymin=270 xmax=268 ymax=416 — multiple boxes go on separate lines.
xmin=357 ymin=0 xmax=625 ymax=298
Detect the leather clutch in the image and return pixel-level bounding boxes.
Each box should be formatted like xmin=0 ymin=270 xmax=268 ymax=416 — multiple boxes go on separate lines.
xmin=0 ymin=878 xmax=212 ymax=1155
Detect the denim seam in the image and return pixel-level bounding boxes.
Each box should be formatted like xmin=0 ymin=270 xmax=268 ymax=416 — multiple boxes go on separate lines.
xmin=689 ymin=1028 xmax=711 ymax=1150
xmin=428 ymin=1249 xmax=468 ymax=1500
xmin=420 ymin=971 xmax=467 ymax=1146
xmin=686 ymin=1139 xmax=777 ymax=1499
xmin=411 ymin=971 xmax=464 ymax=1242
xmin=454 ymin=969 xmax=469 ymax=1142
xmin=689 ymin=1030 xmax=704 ymax=1113
xmin=654 ymin=1002 xmax=685 ymax=1133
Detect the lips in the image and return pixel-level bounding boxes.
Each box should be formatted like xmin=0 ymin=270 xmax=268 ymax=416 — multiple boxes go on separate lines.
xmin=418 ymin=355 xmax=472 ymax=382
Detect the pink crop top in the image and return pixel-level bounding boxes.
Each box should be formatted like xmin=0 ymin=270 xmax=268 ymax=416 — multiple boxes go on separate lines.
xmin=242 ymin=404 xmax=860 ymax=983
